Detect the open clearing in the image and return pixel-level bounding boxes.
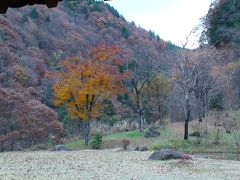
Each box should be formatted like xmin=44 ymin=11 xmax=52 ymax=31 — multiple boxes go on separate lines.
xmin=0 ymin=149 xmax=239 ymax=180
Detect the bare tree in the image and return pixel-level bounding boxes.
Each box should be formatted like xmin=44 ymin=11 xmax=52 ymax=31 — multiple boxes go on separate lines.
xmin=192 ymin=47 xmax=221 ymax=122
xmin=128 ymin=47 xmax=160 ymax=131
xmin=172 ymin=48 xmax=198 ymax=139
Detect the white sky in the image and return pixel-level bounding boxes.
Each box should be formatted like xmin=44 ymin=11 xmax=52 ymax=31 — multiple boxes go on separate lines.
xmin=108 ymin=0 xmax=214 ymax=48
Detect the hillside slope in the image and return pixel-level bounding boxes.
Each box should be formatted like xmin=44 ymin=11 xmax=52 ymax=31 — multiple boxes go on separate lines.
xmin=0 ymin=0 xmax=179 ymax=150
xmin=0 ymin=0 xmax=175 ymax=93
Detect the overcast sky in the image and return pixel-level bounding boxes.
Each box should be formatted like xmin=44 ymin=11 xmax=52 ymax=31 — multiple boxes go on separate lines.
xmin=107 ymin=0 xmax=214 ymax=48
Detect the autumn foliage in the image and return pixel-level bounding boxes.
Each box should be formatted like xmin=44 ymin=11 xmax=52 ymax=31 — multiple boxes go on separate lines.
xmin=0 ymin=88 xmax=63 ymax=151
xmin=53 ymin=45 xmax=127 ymax=144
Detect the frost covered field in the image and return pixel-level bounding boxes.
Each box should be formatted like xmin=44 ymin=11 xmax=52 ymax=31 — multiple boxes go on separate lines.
xmin=0 ymin=149 xmax=239 ymax=180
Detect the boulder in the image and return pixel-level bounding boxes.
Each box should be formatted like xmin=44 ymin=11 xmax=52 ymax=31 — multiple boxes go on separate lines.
xmin=135 ymin=146 xmax=149 ymax=151
xmin=148 ymin=149 xmax=191 ymax=160
xmin=145 ymin=128 xmax=160 ymax=138
xmin=53 ymin=144 xmax=70 ymax=151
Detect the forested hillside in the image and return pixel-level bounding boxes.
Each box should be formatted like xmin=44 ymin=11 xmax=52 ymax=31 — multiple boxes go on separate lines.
xmin=1 ymin=0 xmax=240 ymax=153
xmin=0 ymin=0 xmax=179 ymax=150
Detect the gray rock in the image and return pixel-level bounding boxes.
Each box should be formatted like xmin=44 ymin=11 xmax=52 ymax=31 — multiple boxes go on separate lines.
xmin=148 ymin=149 xmax=190 ymax=160
xmin=53 ymin=145 xmax=70 ymax=151
xmin=135 ymin=146 xmax=149 ymax=151
xmin=145 ymin=128 xmax=160 ymax=138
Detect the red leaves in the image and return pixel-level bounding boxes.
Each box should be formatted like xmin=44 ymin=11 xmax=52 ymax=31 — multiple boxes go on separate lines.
xmin=0 ymin=88 xmax=63 ymax=151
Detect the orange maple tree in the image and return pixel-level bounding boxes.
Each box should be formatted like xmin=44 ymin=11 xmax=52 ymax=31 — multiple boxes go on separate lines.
xmin=53 ymin=45 xmax=127 ymax=144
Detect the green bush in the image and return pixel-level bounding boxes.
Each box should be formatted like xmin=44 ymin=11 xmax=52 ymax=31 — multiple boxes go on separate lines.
xmin=91 ymin=133 xmax=103 ymax=149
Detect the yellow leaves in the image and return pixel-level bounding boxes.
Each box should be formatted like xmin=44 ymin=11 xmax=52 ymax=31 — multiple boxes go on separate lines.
xmin=53 ymin=81 xmax=71 ymax=106
xmin=53 ymin=45 xmax=126 ymax=121
xmin=13 ymin=64 xmax=28 ymax=83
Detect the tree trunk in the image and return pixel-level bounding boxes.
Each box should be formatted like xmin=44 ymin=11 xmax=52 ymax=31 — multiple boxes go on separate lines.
xmin=184 ymin=119 xmax=189 ymax=140
xmin=137 ymin=96 xmax=144 ymax=131
xmin=84 ymin=121 xmax=90 ymax=145
xmin=136 ymin=93 xmax=144 ymax=131
xmin=158 ymin=103 xmax=162 ymax=127
xmin=184 ymin=97 xmax=191 ymax=140
xmin=196 ymin=88 xmax=203 ymax=123
xmin=138 ymin=110 xmax=144 ymax=131
xmin=77 ymin=120 xmax=82 ymax=136
xmin=203 ymin=91 xmax=209 ymax=118
xmin=197 ymin=97 xmax=203 ymax=122
xmin=141 ymin=112 xmax=144 ymax=131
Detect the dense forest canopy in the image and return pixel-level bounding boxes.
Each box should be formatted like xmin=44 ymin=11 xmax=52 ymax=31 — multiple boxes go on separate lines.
xmin=203 ymin=0 xmax=240 ymax=48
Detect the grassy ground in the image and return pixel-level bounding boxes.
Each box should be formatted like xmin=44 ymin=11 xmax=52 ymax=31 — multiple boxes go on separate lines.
xmin=65 ymin=128 xmax=167 ymax=150
xmin=65 ymin=122 xmax=240 ymax=161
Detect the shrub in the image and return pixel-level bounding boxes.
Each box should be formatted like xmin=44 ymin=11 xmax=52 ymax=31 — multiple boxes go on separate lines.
xmin=122 ymin=139 xmax=130 ymax=150
xmin=91 ymin=133 xmax=102 ymax=149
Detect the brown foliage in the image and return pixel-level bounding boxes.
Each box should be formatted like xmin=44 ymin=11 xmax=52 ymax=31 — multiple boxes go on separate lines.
xmin=0 ymin=88 xmax=63 ymax=151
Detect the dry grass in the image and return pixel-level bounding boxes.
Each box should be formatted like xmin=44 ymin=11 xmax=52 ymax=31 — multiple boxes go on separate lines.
xmin=0 ymin=150 xmax=240 ymax=179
